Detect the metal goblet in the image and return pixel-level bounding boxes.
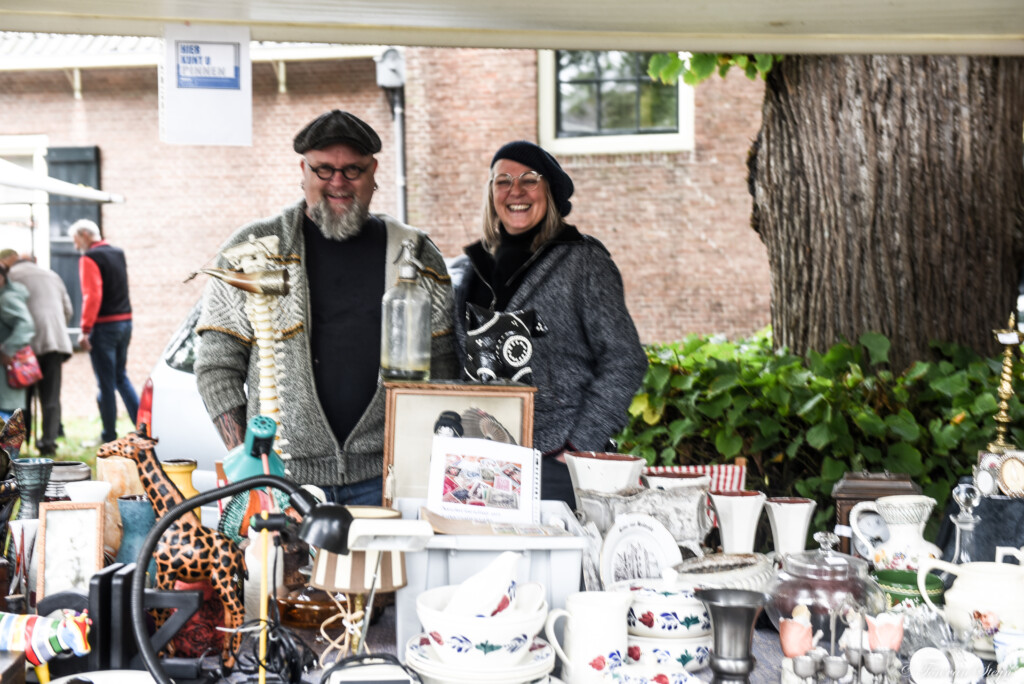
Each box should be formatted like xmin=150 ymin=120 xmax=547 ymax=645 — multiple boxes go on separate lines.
xmin=824 ymin=655 xmax=850 ymax=682
xmin=863 ymin=650 xmax=890 ymax=684
xmin=793 ymin=654 xmax=819 ymax=683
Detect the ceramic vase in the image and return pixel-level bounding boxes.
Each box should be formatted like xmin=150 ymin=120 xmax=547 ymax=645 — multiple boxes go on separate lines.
xmin=43 ymin=460 xmax=92 ymax=502
xmin=163 ymin=458 xmax=200 ymax=516
xmin=765 ymin=497 xmax=817 ymax=558
xmin=116 ymin=494 xmax=157 ymax=581
xmin=709 ymin=490 xmax=766 ymax=554
xmin=12 ymin=457 xmax=53 ymax=520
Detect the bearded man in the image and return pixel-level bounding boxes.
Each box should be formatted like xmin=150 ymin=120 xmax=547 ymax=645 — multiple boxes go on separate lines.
xmin=195 ymin=110 xmax=457 ymax=504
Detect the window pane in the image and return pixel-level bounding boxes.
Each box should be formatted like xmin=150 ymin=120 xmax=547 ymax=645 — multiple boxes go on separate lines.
xmin=559 ymin=83 xmax=598 ymax=134
xmin=600 ymin=81 xmax=637 ymax=132
xmin=596 ymin=51 xmax=635 ymax=79
xmin=558 ymin=50 xmax=596 ymax=81
xmin=640 ymin=81 xmax=678 ymax=130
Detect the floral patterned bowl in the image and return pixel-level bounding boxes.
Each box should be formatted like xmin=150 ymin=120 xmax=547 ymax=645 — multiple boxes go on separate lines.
xmin=625 ymin=634 xmax=712 ymax=673
xmin=416 ymin=584 xmax=549 ymax=667
xmin=611 ymin=581 xmax=711 ymax=639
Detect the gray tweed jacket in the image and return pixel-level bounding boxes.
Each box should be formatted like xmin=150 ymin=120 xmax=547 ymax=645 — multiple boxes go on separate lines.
xmin=195 ymin=201 xmax=457 ymax=486
xmin=452 ymin=226 xmax=647 ymax=453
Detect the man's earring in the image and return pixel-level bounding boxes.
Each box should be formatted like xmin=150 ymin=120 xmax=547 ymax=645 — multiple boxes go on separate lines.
xmin=374 ymin=183 xmax=379 ymax=191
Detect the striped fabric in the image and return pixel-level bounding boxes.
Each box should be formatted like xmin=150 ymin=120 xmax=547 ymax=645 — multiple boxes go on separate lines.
xmin=644 ymin=464 xmax=747 ymax=492
xmin=310 ymin=549 xmax=407 ymax=595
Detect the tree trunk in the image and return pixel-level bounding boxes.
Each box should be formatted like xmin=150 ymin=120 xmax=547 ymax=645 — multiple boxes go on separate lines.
xmin=752 ymin=55 xmax=1024 ymax=371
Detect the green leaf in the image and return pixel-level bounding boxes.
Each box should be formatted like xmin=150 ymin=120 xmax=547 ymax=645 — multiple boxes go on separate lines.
xmin=851 ymin=408 xmax=887 ymax=438
xmin=797 ymin=393 xmax=826 ymax=417
xmin=715 ymin=428 xmax=744 ymax=458
xmin=822 ymin=456 xmax=847 ymax=481
xmin=753 ymin=53 xmax=775 ymax=76
xmin=887 ymin=442 xmax=925 ymax=476
xmin=671 ymin=374 xmax=696 ymax=391
xmin=970 ymin=393 xmax=999 ymax=416
xmin=859 ymin=332 xmax=891 ymax=365
xmin=708 ymin=373 xmax=739 ymax=396
xmin=697 ymin=392 xmax=731 ymax=419
xmin=806 ymin=422 xmax=834 ymax=450
xmin=689 ymin=53 xmax=719 ymax=82
xmin=885 ymin=409 xmax=922 ymax=443
xmin=930 ymin=371 xmax=970 ymax=397
xmin=648 ymin=363 xmax=672 ymax=391
xmin=668 ymin=418 xmax=699 ymax=444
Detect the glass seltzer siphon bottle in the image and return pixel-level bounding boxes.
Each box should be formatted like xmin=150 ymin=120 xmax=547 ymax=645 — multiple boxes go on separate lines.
xmin=381 ymin=240 xmax=431 ymax=381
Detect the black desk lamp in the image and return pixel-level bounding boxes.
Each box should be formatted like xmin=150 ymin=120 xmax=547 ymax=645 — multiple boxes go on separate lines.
xmin=130 ymin=475 xmax=353 ymax=684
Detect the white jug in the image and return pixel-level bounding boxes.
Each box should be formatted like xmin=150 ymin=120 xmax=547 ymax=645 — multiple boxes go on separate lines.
xmin=851 ymin=494 xmax=941 ymax=571
xmin=545 ymin=590 xmax=632 ymax=684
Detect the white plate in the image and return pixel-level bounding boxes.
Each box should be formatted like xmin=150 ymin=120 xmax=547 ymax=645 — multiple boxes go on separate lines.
xmin=405 ymin=633 xmax=555 ymax=684
xmin=600 ymin=514 xmax=683 ymax=587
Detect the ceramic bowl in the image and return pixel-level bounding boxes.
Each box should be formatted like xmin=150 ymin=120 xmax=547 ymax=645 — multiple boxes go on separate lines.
xmin=605 ymin=664 xmax=700 ymax=683
xmin=625 ymin=634 xmax=712 ymax=672
xmin=416 ymin=584 xmax=549 ymax=667
xmin=63 ymin=479 xmax=113 ymax=503
xmin=610 ymin=580 xmax=710 ymax=638
xmin=565 ymin=452 xmax=645 ymax=495
xmin=873 ymin=569 xmax=944 ymax=610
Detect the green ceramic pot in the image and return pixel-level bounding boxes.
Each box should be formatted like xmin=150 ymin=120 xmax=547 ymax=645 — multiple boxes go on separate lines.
xmin=873 ymin=569 xmax=945 ymax=609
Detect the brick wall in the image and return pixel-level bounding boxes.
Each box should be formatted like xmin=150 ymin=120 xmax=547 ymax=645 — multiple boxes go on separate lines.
xmin=0 ymin=50 xmax=769 ymax=420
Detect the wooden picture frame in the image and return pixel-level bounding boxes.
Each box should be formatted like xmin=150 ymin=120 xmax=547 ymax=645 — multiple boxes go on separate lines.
xmin=36 ymin=501 xmax=105 ymax=601
xmin=382 ymin=381 xmax=536 ymax=507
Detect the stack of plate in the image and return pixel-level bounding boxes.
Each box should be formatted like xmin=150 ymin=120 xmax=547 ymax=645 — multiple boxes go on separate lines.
xmin=405 ymin=634 xmax=556 ymax=684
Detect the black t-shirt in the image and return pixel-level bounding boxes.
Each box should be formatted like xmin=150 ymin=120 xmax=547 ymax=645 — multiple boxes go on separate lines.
xmin=303 ymin=215 xmax=386 ymax=446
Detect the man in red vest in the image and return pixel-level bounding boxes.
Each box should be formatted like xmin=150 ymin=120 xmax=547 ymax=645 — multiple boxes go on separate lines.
xmin=71 ymin=219 xmax=139 ymax=444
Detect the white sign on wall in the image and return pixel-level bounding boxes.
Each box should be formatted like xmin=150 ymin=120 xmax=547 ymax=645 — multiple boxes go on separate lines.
xmin=160 ymin=24 xmax=252 ymax=146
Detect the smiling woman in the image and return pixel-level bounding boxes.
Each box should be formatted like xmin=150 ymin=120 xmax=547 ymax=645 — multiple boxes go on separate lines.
xmin=450 ymin=140 xmax=648 ymax=512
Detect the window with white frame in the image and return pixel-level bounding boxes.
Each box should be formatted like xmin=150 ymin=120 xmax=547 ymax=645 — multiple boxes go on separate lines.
xmin=538 ymin=50 xmax=694 ymax=156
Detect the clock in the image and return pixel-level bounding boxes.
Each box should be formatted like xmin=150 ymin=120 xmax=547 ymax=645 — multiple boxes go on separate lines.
xmin=831 ymin=471 xmax=921 ymax=558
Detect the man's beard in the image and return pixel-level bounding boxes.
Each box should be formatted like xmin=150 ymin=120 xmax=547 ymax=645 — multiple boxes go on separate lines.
xmin=309 ymin=195 xmax=369 ymax=241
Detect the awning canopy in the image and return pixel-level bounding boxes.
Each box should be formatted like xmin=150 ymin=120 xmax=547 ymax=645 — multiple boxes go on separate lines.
xmin=0 ymin=158 xmax=124 ymax=204
xmin=0 ymin=0 xmax=1021 ymax=55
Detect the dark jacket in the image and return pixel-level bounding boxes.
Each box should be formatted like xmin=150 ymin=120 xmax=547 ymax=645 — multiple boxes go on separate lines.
xmin=452 ymin=226 xmax=647 ymax=453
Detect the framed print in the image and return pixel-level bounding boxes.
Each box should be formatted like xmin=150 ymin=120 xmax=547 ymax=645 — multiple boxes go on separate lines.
xmin=36 ymin=502 xmax=105 ymax=601
xmin=426 ymin=436 xmax=541 ymax=525
xmin=382 ymin=381 xmax=536 ymax=506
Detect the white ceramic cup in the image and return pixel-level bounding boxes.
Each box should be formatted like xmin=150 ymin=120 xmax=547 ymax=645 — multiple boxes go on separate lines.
xmin=765 ymin=497 xmax=817 ymax=558
xmin=545 ymin=590 xmax=631 ymax=684
xmin=709 ymin=490 xmax=766 ymax=554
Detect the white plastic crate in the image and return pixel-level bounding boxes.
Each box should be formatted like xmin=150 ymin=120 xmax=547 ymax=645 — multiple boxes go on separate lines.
xmin=393 ymin=498 xmax=587 ymax=659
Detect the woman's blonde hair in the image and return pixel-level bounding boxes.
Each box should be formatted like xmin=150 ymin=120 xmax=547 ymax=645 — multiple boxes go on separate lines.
xmin=481 ymin=174 xmax=568 ymax=253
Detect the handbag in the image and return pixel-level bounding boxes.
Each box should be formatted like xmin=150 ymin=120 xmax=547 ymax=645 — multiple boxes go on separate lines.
xmin=6 ymin=346 xmax=42 ymax=389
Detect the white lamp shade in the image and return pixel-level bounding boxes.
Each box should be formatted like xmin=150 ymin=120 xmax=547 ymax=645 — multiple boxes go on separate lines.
xmin=310 ymin=548 xmax=406 ymax=594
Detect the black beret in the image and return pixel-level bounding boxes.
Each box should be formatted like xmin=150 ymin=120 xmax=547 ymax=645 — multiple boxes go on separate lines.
xmin=293 ymin=110 xmax=382 ymax=155
xmin=491 ymin=141 xmax=574 ymax=217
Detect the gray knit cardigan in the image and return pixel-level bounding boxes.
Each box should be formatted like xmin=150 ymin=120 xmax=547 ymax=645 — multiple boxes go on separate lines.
xmin=195 ymin=200 xmax=457 ymax=486
xmin=452 ymin=228 xmax=647 ymax=453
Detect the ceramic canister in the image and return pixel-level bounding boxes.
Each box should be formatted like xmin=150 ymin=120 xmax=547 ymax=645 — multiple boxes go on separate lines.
xmin=873 ymin=569 xmax=944 ymax=610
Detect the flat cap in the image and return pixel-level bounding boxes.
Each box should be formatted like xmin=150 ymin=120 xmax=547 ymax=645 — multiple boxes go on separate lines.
xmin=491 ymin=140 xmax=574 ymax=217
xmin=293 ymin=110 xmax=382 ymax=155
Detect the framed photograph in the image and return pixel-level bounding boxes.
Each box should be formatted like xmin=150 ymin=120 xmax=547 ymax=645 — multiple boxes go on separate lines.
xmin=382 ymin=381 xmax=536 ymax=506
xmin=36 ymin=502 xmax=105 ymax=601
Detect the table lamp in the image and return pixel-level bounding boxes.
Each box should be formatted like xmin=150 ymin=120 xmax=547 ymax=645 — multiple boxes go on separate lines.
xmin=310 ymin=507 xmax=408 ymax=661
xmin=130 ymin=474 xmax=353 ymax=684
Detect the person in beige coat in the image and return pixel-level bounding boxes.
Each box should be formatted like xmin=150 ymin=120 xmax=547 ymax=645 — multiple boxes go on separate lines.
xmin=0 ymin=250 xmax=73 ymax=455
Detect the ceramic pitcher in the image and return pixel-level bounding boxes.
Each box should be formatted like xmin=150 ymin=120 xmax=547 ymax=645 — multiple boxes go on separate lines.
xmin=545 ymin=590 xmax=632 ymax=684
xmin=709 ymin=490 xmax=766 ymax=554
xmin=918 ymin=556 xmax=1024 ymax=657
xmin=851 ymin=494 xmax=941 ymax=571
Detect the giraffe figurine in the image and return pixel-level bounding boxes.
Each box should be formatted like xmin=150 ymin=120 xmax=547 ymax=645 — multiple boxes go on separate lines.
xmin=96 ymin=432 xmax=246 ymax=669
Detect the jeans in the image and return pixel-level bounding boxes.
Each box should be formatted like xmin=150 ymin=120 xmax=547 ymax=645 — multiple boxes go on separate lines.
xmin=89 ymin=320 xmax=140 ymax=443
xmin=320 ymin=477 xmax=383 ymax=506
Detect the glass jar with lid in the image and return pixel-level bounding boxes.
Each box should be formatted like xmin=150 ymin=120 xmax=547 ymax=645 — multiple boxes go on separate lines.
xmin=764 ymin=531 xmax=886 ymax=646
